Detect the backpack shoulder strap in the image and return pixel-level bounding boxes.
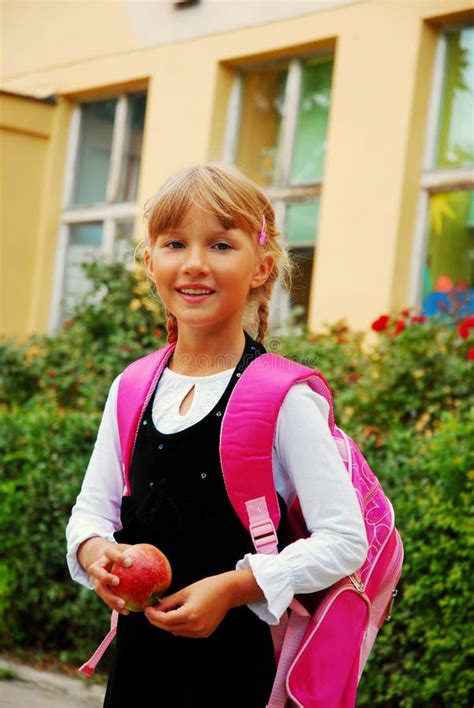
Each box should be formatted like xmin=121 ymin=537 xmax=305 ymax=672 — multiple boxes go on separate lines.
xmin=117 ymin=342 xmax=176 ymax=494
xmin=220 ymin=352 xmax=334 ymax=552
xmin=79 ymin=342 xmax=175 ymax=679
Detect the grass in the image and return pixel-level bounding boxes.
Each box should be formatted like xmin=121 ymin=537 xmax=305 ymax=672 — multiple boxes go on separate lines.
xmin=0 ymin=667 xmax=18 ymax=680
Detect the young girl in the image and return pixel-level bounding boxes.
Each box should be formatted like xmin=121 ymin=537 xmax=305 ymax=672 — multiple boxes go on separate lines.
xmin=66 ymin=163 xmax=368 ymax=707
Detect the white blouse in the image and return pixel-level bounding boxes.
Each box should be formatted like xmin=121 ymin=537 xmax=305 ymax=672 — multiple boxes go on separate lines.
xmin=66 ymin=365 xmax=368 ymax=625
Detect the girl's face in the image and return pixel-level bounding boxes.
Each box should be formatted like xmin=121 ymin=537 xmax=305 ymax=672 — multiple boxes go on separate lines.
xmin=144 ymin=204 xmax=273 ymax=334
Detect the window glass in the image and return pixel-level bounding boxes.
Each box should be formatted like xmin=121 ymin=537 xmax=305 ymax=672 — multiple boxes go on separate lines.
xmin=435 ymin=28 xmax=474 ymax=168
xmin=289 ymin=247 xmax=314 ymax=324
xmin=285 ymin=201 xmax=318 ymax=322
xmin=65 ymin=223 xmax=102 ymax=302
xmin=236 ymin=66 xmax=287 ymax=186
xmin=114 ymin=220 xmax=135 ymax=261
xmin=72 ymin=100 xmax=116 ymax=205
xmin=230 ymin=56 xmax=334 ymax=328
xmin=117 ymin=93 xmax=147 ymax=202
xmin=290 ymin=57 xmax=333 ymax=184
xmin=286 ymin=201 xmax=319 ymax=246
xmin=422 ymin=190 xmax=474 ymax=316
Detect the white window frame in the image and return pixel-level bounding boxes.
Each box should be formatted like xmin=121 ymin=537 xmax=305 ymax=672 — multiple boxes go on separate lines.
xmin=408 ymin=27 xmax=474 ymax=308
xmin=223 ymin=55 xmax=331 ymax=332
xmin=49 ymin=93 xmax=145 ymax=332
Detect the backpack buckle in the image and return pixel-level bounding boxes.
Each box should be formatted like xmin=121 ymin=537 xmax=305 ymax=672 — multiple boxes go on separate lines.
xmin=349 ymin=571 xmax=365 ymax=593
xmin=249 ymin=518 xmax=278 ymax=554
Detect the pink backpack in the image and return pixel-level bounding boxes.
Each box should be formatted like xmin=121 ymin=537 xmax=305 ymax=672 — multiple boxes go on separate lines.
xmin=80 ymin=343 xmax=404 ymax=708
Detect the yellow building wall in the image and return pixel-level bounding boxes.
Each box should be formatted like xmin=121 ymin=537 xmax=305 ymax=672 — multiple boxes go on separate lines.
xmin=0 ymin=93 xmax=73 ymax=338
xmin=1 ymin=0 xmax=472 ymax=336
xmin=0 ymin=94 xmax=53 ymax=336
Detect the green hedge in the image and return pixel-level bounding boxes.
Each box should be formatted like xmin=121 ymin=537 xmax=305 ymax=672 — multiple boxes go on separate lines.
xmin=1 ymin=258 xmax=473 ymax=703
xmin=0 ymin=259 xmax=164 ymax=413
xmin=357 ymin=413 xmax=474 ymax=706
xmin=0 ymin=404 xmax=111 ymax=664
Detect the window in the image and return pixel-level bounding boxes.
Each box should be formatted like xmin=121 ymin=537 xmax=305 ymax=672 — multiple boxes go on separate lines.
xmin=411 ymin=27 xmax=474 ymax=317
xmin=50 ymin=92 xmax=147 ymax=329
xmin=223 ymin=55 xmax=334 ymax=328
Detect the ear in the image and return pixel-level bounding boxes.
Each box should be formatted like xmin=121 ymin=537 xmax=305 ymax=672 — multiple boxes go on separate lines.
xmin=250 ymin=253 xmax=274 ymax=289
xmin=143 ymin=245 xmax=154 ymax=278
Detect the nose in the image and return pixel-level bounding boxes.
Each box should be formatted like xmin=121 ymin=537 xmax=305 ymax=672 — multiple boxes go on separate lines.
xmin=182 ymin=244 xmax=211 ymax=276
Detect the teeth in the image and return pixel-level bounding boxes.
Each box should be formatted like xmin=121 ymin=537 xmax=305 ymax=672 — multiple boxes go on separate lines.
xmin=180 ymin=289 xmax=213 ymax=295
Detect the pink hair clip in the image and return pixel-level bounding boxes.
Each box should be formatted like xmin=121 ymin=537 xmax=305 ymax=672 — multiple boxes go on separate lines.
xmin=259 ymin=215 xmax=267 ymax=246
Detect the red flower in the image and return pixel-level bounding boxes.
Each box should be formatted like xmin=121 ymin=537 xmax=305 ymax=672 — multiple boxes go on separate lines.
xmin=346 ymin=373 xmax=361 ymax=383
xmin=467 ymin=346 xmax=474 ymax=361
xmin=371 ymin=315 xmax=390 ymax=332
xmin=401 ymin=309 xmax=411 ymax=318
xmin=411 ymin=315 xmax=427 ymax=324
xmin=393 ymin=319 xmax=405 ymax=336
xmin=458 ymin=316 xmax=474 ymax=339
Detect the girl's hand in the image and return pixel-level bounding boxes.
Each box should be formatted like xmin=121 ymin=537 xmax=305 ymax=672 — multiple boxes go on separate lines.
xmin=81 ymin=538 xmax=133 ymax=616
xmin=144 ymin=573 xmax=236 ymax=638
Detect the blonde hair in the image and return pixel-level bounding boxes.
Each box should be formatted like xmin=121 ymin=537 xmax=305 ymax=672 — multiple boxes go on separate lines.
xmin=143 ymin=163 xmax=293 ymax=345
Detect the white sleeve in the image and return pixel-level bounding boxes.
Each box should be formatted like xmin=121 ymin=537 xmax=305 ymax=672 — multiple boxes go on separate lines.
xmin=236 ymin=382 xmax=368 ymax=625
xmin=65 ymin=374 xmax=124 ymax=589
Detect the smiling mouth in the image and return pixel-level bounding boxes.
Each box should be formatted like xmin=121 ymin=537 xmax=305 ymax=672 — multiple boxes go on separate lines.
xmin=176 ymin=288 xmax=215 ymax=296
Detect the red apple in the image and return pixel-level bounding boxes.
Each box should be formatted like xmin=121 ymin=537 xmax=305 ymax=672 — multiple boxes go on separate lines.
xmin=111 ymin=543 xmax=172 ymax=612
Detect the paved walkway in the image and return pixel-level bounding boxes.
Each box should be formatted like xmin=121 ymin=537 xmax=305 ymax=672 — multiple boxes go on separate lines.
xmin=0 ymin=657 xmax=105 ymax=708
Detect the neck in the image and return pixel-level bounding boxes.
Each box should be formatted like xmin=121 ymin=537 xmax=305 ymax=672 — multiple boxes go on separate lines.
xmin=168 ymin=323 xmax=247 ymax=376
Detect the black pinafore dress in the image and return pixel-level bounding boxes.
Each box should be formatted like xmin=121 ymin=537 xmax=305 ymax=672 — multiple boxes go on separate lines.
xmin=104 ymin=330 xmax=287 ymax=708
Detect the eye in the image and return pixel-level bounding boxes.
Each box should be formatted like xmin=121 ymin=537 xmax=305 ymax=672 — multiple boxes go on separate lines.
xmin=166 ymin=240 xmax=185 ymax=249
xmin=212 ymin=242 xmax=232 ymax=251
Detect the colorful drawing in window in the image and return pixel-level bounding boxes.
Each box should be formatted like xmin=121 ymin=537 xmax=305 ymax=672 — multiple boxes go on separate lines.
xmin=422 ymin=190 xmax=474 ymax=316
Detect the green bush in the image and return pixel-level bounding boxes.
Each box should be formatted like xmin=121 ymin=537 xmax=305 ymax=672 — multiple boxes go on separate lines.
xmin=357 ymin=412 xmax=474 ymax=707
xmin=0 ymin=403 xmax=112 ymax=665
xmin=1 ymin=258 xmax=473 ymax=702
xmin=346 ymin=315 xmax=472 ymax=429
xmin=0 ymin=255 xmax=166 ymax=413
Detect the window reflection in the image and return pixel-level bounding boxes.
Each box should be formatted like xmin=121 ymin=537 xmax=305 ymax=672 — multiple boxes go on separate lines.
xmin=72 ymin=101 xmax=116 ymax=205
xmin=286 ymin=201 xmax=320 ymax=324
xmin=236 ymin=66 xmax=287 ymax=186
xmin=117 ymin=93 xmax=147 ymax=202
xmin=65 ymin=223 xmax=103 ymax=304
xmin=291 ymin=58 xmax=333 ymax=184
xmin=114 ymin=220 xmax=135 ymax=261
xmin=436 ymin=28 xmax=474 ymax=168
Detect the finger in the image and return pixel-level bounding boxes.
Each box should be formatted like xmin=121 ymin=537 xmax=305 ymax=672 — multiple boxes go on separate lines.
xmin=144 ymin=605 xmax=186 ymax=628
xmin=154 ymin=597 xmax=182 ymax=613
xmin=147 ymin=617 xmax=194 ymax=634
xmin=90 ymin=563 xmax=121 ymax=588
xmin=94 ymin=581 xmax=130 ymax=615
xmin=103 ymin=545 xmax=133 ymax=566
xmin=155 ymin=590 xmax=185 ymax=611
